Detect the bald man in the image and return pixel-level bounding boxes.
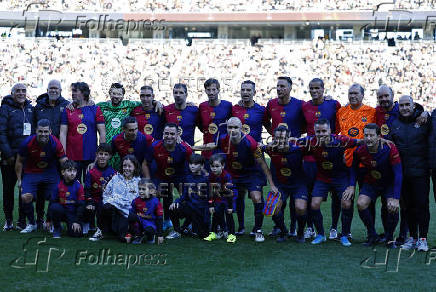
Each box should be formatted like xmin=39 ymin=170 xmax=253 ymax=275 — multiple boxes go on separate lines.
xmin=0 ymin=83 xmax=35 ymax=231
xmin=390 ymin=95 xmax=431 ymax=251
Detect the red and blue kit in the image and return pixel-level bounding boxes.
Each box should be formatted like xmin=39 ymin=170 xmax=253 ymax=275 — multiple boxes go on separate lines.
xmin=84 ymin=165 xmax=117 ymax=204
xmin=111 ymin=131 xmax=154 ymax=163
xmin=164 ymin=104 xmax=200 ymax=146
xmin=266 ymin=98 xmax=306 ymax=138
xmin=302 ymin=99 xmax=341 ymax=136
xmin=130 ymin=196 xmax=163 ymax=232
xmin=130 ymin=106 xmax=164 ymax=140
xmin=232 ymin=103 xmax=269 ymax=142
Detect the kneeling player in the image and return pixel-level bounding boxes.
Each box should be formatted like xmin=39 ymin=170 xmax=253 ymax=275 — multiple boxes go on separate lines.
xmin=49 ymin=160 xmax=85 ymax=238
xmin=350 ymin=124 xmax=402 ymax=248
xmin=128 ymin=179 xmax=164 ymax=244
xmin=262 ymin=126 xmax=308 ymax=243
xmin=204 ymin=154 xmax=237 ymax=243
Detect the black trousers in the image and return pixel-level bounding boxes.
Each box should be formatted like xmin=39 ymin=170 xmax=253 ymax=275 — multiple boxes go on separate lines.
xmin=1 ymin=162 xmax=24 ymax=223
xmin=101 ymin=203 xmax=129 ymax=241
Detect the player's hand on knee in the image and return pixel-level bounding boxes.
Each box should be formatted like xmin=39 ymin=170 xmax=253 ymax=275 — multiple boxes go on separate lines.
xmin=387 ymin=199 xmax=399 ymax=213
xmin=72 ymin=223 xmax=82 ymax=233
xmin=342 ymin=186 xmax=355 ymax=201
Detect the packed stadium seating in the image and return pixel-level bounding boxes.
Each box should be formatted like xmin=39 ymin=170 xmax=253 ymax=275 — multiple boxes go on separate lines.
xmin=0 ymin=0 xmax=435 ymax=12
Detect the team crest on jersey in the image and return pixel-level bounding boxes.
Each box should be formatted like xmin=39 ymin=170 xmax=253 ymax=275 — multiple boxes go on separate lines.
xmin=111 ymin=117 xmax=121 ymax=129
xmin=66 ymin=192 xmax=70 ymax=196
xmin=322 ymin=151 xmax=328 ymax=158
xmin=100 ymin=177 xmax=105 ymax=181
xmin=280 ymin=168 xmax=292 ymax=176
xmin=142 ymin=207 xmax=148 ymax=213
xmin=165 ymin=168 xmax=175 ymax=176
xmin=242 ymin=124 xmax=250 ymax=135
xmin=362 ymin=117 xmax=367 ymax=122
xmin=210 ymin=112 xmax=216 ymax=118
xmin=348 ymin=127 xmax=359 ymax=137
xmin=40 ymin=152 xmax=46 ymax=157
xmin=144 ymin=124 xmax=153 ymax=135
xmin=384 ymin=114 xmax=390 ymax=121
xmin=145 ymin=114 xmax=150 ymax=119
xmin=371 ymin=160 xmax=377 ymax=167
xmin=177 ymin=115 xmax=182 ymax=122
xmin=78 ymin=114 xmax=84 ymax=119
xmin=315 ymin=111 xmax=321 ymax=118
xmin=280 ymin=112 xmax=286 ymax=117
xmin=281 ymin=157 xmax=287 ymax=164
xmin=381 ymin=124 xmax=390 ymax=136
xmin=243 ymin=113 xmax=249 ymax=119
xmin=208 ymin=123 xmax=218 ymax=135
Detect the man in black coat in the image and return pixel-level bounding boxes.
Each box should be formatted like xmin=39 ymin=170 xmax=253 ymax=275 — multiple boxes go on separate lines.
xmin=391 ymin=95 xmax=431 ymax=252
xmin=0 ymin=83 xmax=34 ymax=231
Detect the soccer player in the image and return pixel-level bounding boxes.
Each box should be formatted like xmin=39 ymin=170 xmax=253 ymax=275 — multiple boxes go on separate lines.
xmin=164 ymin=83 xmax=200 ymax=146
xmin=297 ymin=119 xmax=358 ymax=246
xmin=204 ymin=154 xmax=237 ymax=243
xmin=15 ymin=119 xmax=67 ymax=233
xmin=351 ymin=124 xmax=402 ymax=248
xmin=166 ymin=154 xmax=210 ymax=239
xmin=111 ymin=117 xmax=152 ymax=177
xmin=0 ymin=83 xmax=34 ymax=230
xmin=131 ymin=85 xmax=165 ymax=140
xmin=261 ymin=126 xmax=308 ymax=243
xmin=193 ymin=117 xmax=278 ymax=242
xmin=128 ymin=179 xmax=164 ymax=244
xmin=144 ymin=123 xmax=193 ymax=230
xmin=199 ymin=79 xmax=232 ymax=159
xmin=390 ymin=95 xmax=430 ymax=251
xmin=302 ymin=78 xmax=341 ymax=240
xmin=85 ymin=143 xmax=117 ymax=241
xmin=49 ymin=160 xmax=85 ymax=238
xmin=59 ymin=82 xmax=106 ymax=182
xmin=232 ymin=80 xmax=271 ymax=142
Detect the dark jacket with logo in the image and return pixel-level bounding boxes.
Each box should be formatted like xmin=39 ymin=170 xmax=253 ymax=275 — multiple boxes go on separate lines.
xmin=34 ymin=93 xmax=70 ymax=137
xmin=429 ymin=110 xmax=436 ymax=170
xmin=0 ymin=95 xmax=35 ymax=159
xmin=390 ymin=108 xmax=430 ymax=177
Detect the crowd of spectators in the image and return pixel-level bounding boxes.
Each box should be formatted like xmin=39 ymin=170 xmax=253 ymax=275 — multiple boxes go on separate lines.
xmin=0 ymin=37 xmax=434 ymax=110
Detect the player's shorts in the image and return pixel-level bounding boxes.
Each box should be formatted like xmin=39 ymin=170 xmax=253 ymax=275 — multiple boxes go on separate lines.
xmin=359 ymin=183 xmax=395 ymax=201
xmin=21 ymin=172 xmax=60 ymax=200
xmin=138 ymin=217 xmax=157 ymax=231
xmin=276 ymin=183 xmax=309 ymax=202
xmin=312 ymin=177 xmax=349 ymax=199
xmin=303 ymin=160 xmax=317 ymax=186
xmin=233 ymin=172 xmax=266 ymax=193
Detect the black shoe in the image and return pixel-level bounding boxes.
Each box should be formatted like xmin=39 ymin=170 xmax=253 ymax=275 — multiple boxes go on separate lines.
xmin=377 ymin=234 xmax=387 ymax=243
xmin=363 ymin=236 xmax=378 ymax=247
xmin=37 ymin=220 xmax=45 ymax=231
xmin=276 ymin=235 xmax=286 ymax=243
xmin=16 ymin=221 xmax=26 ymax=231
xmin=395 ymin=236 xmax=405 ymax=246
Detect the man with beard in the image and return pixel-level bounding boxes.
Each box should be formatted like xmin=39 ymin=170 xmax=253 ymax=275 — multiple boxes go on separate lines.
xmin=15 ymin=119 xmax=67 ymax=233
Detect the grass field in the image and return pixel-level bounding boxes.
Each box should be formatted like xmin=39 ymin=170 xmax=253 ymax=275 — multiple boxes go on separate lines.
xmin=1 ymin=174 xmax=436 ymax=292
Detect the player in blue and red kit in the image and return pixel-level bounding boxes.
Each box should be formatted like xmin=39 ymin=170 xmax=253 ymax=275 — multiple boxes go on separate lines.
xmin=351 ymin=123 xmax=403 ymax=248
xmin=262 ymin=126 xmax=309 ymax=243
xmin=85 ymin=143 xmax=117 ymax=241
xmin=166 ymin=154 xmax=210 ymax=239
xmin=164 ymin=83 xmax=200 ymax=146
xmin=111 ymin=117 xmax=153 ymax=177
xmin=193 ymin=117 xmax=278 ymax=242
xmin=49 ymin=160 xmax=85 ymax=238
xmin=144 ymin=123 xmax=193 ymax=230
xmin=199 ymin=79 xmax=232 ymax=159
xmin=15 ymin=119 xmax=67 ymax=233
xmin=204 ymin=154 xmax=237 ymax=243
xmin=128 ymin=178 xmax=164 ymax=244
xmin=131 ymin=85 xmax=165 ymax=140
xmin=302 ymin=78 xmax=342 ymax=239
xmin=296 ymin=119 xmax=359 ymax=246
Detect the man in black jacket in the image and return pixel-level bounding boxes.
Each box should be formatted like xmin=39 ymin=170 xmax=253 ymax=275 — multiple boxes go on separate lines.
xmin=0 ymin=83 xmax=34 ymax=231
xmin=391 ymin=95 xmax=431 ymax=252
xmin=430 ymin=109 xmax=436 ymax=212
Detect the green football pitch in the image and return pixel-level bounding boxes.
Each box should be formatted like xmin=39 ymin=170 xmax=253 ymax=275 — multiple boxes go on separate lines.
xmin=0 ymin=175 xmax=435 ymax=291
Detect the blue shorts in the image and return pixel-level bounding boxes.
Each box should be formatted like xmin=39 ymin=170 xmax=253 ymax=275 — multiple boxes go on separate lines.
xmin=303 ymin=161 xmax=317 ymax=186
xmin=360 ymin=184 xmax=395 ymax=201
xmin=276 ymin=183 xmax=309 ymax=202
xmin=139 ymin=217 xmax=157 ymax=231
xmin=21 ymin=172 xmax=60 ymax=200
xmin=312 ymin=178 xmax=349 ymax=199
xmin=233 ymin=173 xmax=265 ymax=193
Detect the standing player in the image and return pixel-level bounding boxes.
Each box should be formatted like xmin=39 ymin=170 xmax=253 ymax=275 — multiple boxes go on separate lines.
xmin=199 ymin=79 xmax=232 ymax=159
xmin=111 ymin=117 xmax=152 ymax=177
xmin=297 ymin=119 xmax=358 ymax=246
xmin=164 ymin=83 xmax=200 ymax=146
xmin=351 ymin=124 xmax=402 ymax=248
xmin=194 ymin=117 xmax=278 ymax=242
xmin=302 ymin=78 xmax=341 ymax=239
xmin=131 ymin=85 xmax=165 ymax=140
xmin=143 ymin=123 xmax=193 ymax=230
xmin=15 ymin=119 xmax=67 ymax=233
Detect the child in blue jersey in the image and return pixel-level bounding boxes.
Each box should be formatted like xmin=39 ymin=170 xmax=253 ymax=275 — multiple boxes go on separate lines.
xmin=204 ymin=154 xmax=237 ymax=243
xmin=167 ymin=154 xmax=210 ymax=239
xmin=128 ymin=179 xmax=164 ymax=244
xmin=49 ymin=160 xmax=85 ymax=238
